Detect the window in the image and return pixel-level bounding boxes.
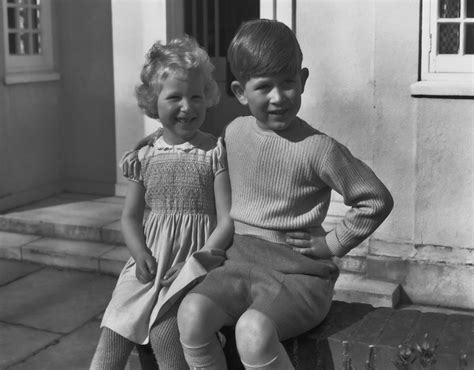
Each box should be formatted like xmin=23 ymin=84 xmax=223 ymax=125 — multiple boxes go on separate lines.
xmin=2 ymin=0 xmax=58 ymax=84
xmin=413 ymin=0 xmax=474 ymax=96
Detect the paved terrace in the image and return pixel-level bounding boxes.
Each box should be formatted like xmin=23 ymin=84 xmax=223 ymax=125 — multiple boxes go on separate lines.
xmin=0 ymin=193 xmax=472 ymax=369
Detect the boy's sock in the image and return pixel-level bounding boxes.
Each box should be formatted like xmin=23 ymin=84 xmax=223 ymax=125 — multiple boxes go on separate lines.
xmin=181 ymin=334 xmax=227 ymax=370
xmin=149 ymin=305 xmax=188 ymax=370
xmin=90 ymin=327 xmax=134 ymax=369
xmin=240 ymin=342 xmax=294 ymax=370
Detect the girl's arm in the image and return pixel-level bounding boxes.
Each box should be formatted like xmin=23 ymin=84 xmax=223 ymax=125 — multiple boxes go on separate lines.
xmin=121 ymin=181 xmax=157 ymax=283
xmin=201 ymin=169 xmax=234 ymax=252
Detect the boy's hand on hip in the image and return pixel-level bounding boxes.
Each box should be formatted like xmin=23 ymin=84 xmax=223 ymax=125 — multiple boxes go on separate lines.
xmin=135 ymin=251 xmax=157 ymax=284
xmin=286 ymin=230 xmax=333 ymax=259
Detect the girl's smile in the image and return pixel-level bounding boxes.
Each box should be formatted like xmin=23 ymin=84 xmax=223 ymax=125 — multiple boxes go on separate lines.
xmin=157 ymin=70 xmax=207 ymax=145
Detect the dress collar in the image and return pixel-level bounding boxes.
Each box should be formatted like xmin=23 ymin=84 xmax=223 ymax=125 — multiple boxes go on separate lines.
xmin=154 ymin=131 xmax=203 ymax=152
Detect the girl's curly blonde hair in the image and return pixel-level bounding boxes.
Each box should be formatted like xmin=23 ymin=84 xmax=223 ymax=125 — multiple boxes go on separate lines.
xmin=136 ymin=36 xmax=220 ymax=119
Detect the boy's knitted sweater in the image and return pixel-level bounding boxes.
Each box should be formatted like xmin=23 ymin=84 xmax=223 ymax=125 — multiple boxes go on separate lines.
xmin=225 ymin=116 xmax=393 ymax=257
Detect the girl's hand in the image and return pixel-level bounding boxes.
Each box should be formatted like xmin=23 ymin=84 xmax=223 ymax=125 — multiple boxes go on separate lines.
xmin=285 ymin=230 xmax=333 ymax=259
xmin=160 ymin=262 xmax=185 ymax=287
xmin=134 ymin=251 xmax=157 ymax=284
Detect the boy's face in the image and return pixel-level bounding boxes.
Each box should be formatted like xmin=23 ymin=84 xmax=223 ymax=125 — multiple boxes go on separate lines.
xmin=156 ymin=70 xmax=207 ymax=144
xmin=231 ymin=68 xmax=308 ymax=132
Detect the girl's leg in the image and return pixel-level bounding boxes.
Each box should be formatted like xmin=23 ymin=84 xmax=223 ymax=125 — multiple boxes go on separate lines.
xmin=90 ymin=327 xmax=134 ymax=370
xmin=178 ymin=293 xmax=234 ymax=370
xmin=149 ymin=303 xmax=188 ymax=370
xmin=235 ymin=309 xmax=294 ymax=370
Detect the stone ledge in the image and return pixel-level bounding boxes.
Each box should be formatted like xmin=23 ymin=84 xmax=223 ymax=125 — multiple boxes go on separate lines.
xmin=222 ymin=301 xmax=474 ymax=369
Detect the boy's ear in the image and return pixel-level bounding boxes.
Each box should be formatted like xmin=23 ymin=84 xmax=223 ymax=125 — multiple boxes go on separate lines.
xmin=300 ymin=68 xmax=309 ymax=93
xmin=230 ymin=81 xmax=248 ymax=106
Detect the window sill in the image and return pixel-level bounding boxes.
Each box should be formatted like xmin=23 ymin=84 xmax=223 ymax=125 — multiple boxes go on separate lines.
xmin=410 ymin=81 xmax=474 ymax=98
xmin=4 ymin=71 xmax=61 ymax=85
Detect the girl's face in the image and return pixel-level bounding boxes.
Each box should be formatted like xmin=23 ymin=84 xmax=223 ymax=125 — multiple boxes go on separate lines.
xmin=157 ymin=70 xmax=207 ymax=144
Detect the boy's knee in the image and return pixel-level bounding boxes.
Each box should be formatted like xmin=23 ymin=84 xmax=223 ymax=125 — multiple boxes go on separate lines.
xmin=178 ymin=294 xmax=204 ymax=335
xmin=235 ymin=309 xmax=278 ymax=360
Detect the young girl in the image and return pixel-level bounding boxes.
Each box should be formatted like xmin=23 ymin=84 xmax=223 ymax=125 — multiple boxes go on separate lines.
xmin=90 ymin=36 xmax=233 ymax=370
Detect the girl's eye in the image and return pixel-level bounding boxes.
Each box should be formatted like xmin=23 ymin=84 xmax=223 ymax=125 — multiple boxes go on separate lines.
xmin=192 ymin=95 xmax=203 ymax=101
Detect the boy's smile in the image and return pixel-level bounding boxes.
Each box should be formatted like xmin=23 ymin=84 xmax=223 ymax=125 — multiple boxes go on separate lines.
xmin=231 ymin=68 xmax=308 ymax=132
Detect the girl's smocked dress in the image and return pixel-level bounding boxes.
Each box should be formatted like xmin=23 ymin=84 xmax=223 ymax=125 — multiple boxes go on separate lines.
xmin=101 ymin=131 xmax=227 ymax=345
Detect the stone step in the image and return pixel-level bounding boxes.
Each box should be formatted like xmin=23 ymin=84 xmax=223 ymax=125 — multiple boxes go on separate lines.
xmin=334 ymin=272 xmax=400 ymax=308
xmin=0 ymin=193 xmax=126 ymax=245
xmin=0 ymin=230 xmax=128 ymax=276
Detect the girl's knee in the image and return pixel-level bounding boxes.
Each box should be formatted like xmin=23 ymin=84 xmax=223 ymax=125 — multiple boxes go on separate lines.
xmin=235 ymin=309 xmax=279 ymax=359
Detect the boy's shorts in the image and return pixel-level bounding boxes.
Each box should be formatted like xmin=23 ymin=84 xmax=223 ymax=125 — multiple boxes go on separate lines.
xmin=188 ymin=234 xmax=339 ymax=340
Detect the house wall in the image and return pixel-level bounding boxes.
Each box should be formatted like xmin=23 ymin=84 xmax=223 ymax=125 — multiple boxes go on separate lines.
xmin=57 ymin=0 xmax=116 ymax=195
xmin=297 ymin=0 xmax=473 ymax=308
xmin=0 ymin=6 xmax=62 ymax=211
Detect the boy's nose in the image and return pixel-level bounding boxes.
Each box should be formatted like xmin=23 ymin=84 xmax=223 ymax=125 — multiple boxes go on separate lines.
xmin=269 ymin=87 xmax=284 ymax=103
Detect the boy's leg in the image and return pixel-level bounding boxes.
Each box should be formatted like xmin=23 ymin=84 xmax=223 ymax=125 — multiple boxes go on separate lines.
xmin=90 ymin=327 xmax=134 ymax=370
xmin=235 ymin=309 xmax=294 ymax=370
xmin=178 ymin=293 xmax=234 ymax=370
xmin=149 ymin=303 xmax=188 ymax=370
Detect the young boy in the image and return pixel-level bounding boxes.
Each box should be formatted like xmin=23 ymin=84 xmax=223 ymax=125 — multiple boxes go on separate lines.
xmin=176 ymin=19 xmax=394 ymax=370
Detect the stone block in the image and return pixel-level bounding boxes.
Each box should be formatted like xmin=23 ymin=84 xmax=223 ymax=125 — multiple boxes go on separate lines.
xmin=99 ymin=246 xmax=129 ymax=276
xmin=334 ymin=273 xmax=400 ymax=307
xmin=0 ymin=259 xmax=43 ymax=286
xmin=21 ymin=238 xmax=115 ymax=272
xmin=0 ymin=231 xmax=40 ymax=260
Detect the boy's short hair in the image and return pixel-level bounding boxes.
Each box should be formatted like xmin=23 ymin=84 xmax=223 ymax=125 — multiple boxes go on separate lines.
xmin=136 ymin=36 xmax=220 ymax=119
xmin=227 ymin=19 xmax=303 ymax=83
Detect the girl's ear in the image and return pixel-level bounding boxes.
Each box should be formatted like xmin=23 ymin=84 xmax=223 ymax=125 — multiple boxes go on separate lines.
xmin=230 ymin=81 xmax=248 ymax=106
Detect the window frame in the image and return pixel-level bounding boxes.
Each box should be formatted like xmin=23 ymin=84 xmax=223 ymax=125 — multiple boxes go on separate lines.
xmin=412 ymin=0 xmax=474 ymax=96
xmin=2 ymin=0 xmax=58 ymax=84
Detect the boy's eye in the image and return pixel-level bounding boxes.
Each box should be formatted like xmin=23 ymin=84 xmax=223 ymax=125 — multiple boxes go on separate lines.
xmin=192 ymin=95 xmax=203 ymax=101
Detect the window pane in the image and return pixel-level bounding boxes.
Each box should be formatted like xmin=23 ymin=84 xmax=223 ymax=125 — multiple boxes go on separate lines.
xmin=19 ymin=32 xmax=30 ymax=54
xmin=8 ymin=33 xmax=17 ymax=54
xmin=439 ymin=0 xmax=460 ymax=18
xmin=465 ymin=24 xmax=474 ymax=54
xmin=438 ymin=23 xmax=460 ymax=53
xmin=7 ymin=7 xmax=16 ymax=28
xmin=32 ymin=8 xmax=40 ymax=29
xmin=32 ymin=32 xmax=41 ymax=53
xmin=18 ymin=7 xmax=29 ymax=29
xmin=467 ymin=0 xmax=474 ymax=18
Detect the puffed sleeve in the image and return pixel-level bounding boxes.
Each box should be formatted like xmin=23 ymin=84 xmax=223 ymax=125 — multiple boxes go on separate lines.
xmin=211 ymin=136 xmax=228 ymax=176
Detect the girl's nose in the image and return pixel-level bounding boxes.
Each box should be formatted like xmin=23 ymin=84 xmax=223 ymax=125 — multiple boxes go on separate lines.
xmin=180 ymin=98 xmax=191 ymax=111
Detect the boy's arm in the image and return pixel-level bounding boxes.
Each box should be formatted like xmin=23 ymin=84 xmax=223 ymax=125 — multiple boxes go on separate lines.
xmin=120 ymin=128 xmax=163 ymax=179
xmin=320 ymin=141 xmax=394 ymax=257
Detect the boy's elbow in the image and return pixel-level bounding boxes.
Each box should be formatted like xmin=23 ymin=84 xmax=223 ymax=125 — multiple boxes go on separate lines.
xmin=377 ymin=187 xmax=394 ymax=220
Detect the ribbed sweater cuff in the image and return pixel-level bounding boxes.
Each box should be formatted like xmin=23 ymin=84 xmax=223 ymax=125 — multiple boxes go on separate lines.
xmin=325 ymin=231 xmax=347 ymax=257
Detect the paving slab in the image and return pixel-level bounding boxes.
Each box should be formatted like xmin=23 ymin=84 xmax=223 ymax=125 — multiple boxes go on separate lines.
xmin=0 ymin=322 xmax=61 ymax=368
xmin=0 ymin=267 xmax=116 ymax=334
xmin=21 ymin=238 xmax=117 ymax=272
xmin=0 ymin=231 xmax=41 ymax=259
xmin=0 ymin=259 xmax=43 ymax=286
xmin=9 ymin=321 xmax=100 ymax=370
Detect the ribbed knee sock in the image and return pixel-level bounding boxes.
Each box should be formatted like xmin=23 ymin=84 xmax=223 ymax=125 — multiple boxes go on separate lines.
xmin=149 ymin=305 xmax=188 ymax=370
xmin=240 ymin=342 xmax=294 ymax=370
xmin=181 ymin=334 xmax=227 ymax=370
xmin=90 ymin=327 xmax=134 ymax=370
